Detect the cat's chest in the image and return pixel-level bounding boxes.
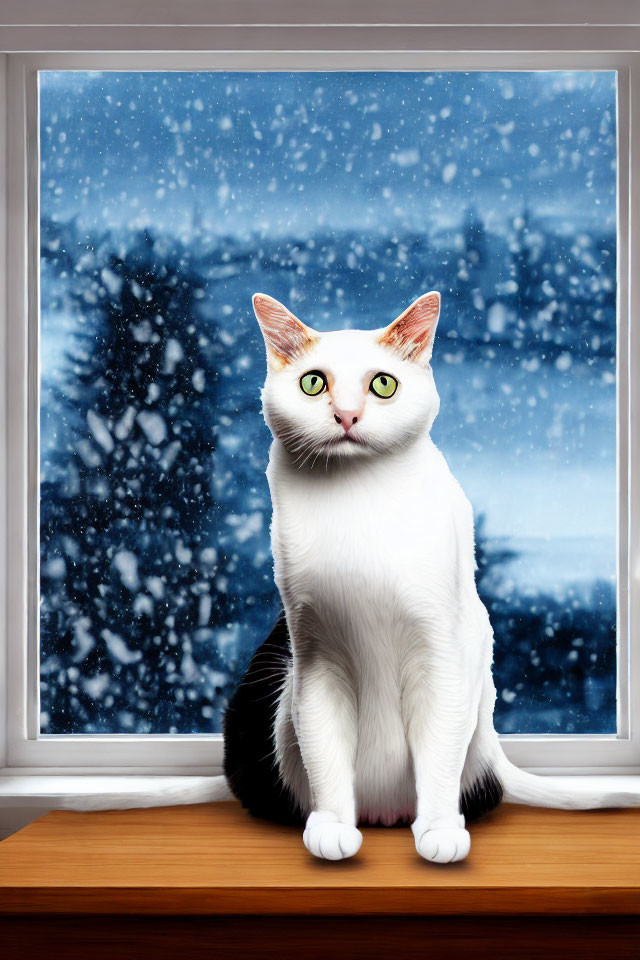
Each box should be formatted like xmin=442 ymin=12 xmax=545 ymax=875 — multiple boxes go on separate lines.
xmin=268 ymin=443 xmax=462 ymax=599
xmin=277 ymin=466 xmax=412 ymax=552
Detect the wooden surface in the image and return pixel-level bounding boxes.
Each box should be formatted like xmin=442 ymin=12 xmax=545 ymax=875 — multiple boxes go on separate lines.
xmin=1 ymin=800 xmax=639 ymax=916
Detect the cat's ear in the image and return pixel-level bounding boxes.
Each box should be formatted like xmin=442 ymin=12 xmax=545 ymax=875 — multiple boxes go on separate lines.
xmin=252 ymin=293 xmax=320 ymax=369
xmin=377 ymin=291 xmax=441 ymax=364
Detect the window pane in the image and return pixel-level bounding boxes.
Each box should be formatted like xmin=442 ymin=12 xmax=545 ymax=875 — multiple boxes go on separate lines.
xmin=39 ymin=71 xmax=617 ymax=734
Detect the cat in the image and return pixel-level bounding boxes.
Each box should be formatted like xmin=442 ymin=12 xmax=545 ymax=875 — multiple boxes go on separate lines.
xmin=64 ymin=291 xmax=638 ymax=862
xmin=222 ymin=291 xmax=640 ymax=862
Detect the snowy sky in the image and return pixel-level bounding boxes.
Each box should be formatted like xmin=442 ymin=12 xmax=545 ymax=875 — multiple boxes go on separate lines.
xmin=40 ymin=70 xmax=617 ymax=238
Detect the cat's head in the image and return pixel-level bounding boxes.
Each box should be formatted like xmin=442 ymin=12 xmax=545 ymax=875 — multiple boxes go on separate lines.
xmin=252 ymin=292 xmax=441 ymax=463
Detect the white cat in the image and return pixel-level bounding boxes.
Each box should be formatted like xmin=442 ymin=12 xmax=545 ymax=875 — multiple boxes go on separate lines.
xmin=63 ymin=291 xmax=639 ymax=863
xmin=225 ymin=290 xmax=638 ymax=862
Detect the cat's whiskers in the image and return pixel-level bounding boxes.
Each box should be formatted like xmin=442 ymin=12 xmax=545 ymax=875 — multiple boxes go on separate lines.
xmin=290 ymin=432 xmax=332 ymax=470
xmin=244 ymin=675 xmax=289 ymax=706
xmin=308 ymin=446 xmax=326 ymax=471
xmin=241 ymin=656 xmax=288 ymax=680
xmin=278 ymin=429 xmax=307 ymax=455
xmin=295 ymin=441 xmax=325 ymax=471
xmin=243 ymin=665 xmax=286 ymax=684
xmin=272 ymin=422 xmax=326 ymax=470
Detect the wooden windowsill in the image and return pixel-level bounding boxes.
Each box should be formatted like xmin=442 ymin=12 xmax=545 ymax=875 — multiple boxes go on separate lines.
xmin=1 ymin=800 xmax=639 ymax=916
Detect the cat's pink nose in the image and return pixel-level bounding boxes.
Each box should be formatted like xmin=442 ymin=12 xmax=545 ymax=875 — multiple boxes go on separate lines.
xmin=333 ymin=408 xmax=362 ymax=433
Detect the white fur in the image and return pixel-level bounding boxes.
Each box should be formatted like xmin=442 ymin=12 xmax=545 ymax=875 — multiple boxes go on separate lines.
xmin=254 ymin=291 xmax=640 ymax=862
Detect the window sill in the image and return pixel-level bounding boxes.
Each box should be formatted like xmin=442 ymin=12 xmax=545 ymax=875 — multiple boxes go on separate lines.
xmin=1 ymin=797 xmax=639 ymax=958
xmin=0 ymin=774 xmax=230 ymax=808
xmin=0 ymin=774 xmax=232 ymax=837
xmin=1 ymin=772 xmax=639 ymax=808
xmin=1 ymin=792 xmax=640 ymax=913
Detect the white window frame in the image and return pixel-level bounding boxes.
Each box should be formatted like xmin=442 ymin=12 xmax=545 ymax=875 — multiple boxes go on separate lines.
xmin=1 ymin=5 xmax=639 ymax=793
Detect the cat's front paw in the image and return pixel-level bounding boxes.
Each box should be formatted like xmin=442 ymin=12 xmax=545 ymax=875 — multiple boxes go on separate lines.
xmin=303 ymin=810 xmax=363 ymax=861
xmin=412 ymin=814 xmax=471 ymax=864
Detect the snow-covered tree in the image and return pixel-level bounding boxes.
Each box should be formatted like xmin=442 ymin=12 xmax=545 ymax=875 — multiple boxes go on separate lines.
xmin=40 ymin=229 xmax=237 ymax=733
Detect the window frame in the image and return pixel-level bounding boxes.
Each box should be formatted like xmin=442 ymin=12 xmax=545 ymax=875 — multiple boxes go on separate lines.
xmin=1 ymin=39 xmax=639 ymax=778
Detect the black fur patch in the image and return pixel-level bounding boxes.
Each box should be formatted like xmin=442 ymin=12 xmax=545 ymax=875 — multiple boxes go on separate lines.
xmin=460 ymin=767 xmax=504 ymax=822
xmin=223 ymin=613 xmax=305 ymax=826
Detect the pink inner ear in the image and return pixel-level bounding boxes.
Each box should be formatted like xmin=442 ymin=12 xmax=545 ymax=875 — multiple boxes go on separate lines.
xmin=379 ymin=292 xmax=440 ymax=361
xmin=252 ymin=294 xmax=318 ymax=365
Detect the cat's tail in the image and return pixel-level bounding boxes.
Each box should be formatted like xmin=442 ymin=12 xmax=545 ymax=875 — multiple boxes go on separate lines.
xmin=47 ymin=775 xmax=233 ymax=812
xmin=469 ymin=665 xmax=640 ymax=812
xmin=492 ymin=747 xmax=640 ymax=809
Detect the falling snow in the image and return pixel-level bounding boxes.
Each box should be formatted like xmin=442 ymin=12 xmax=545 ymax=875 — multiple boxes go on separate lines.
xmin=39 ymin=70 xmax=617 ymax=736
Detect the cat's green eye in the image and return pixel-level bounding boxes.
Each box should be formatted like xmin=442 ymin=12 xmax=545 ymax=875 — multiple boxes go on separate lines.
xmin=369 ymin=373 xmax=398 ymax=399
xmin=300 ymin=370 xmax=327 ymax=396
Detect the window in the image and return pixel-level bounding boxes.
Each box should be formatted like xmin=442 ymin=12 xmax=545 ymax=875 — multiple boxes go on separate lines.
xmin=1 ymin=13 xmax=639 ymax=779
xmin=39 ymin=69 xmax=618 ymax=739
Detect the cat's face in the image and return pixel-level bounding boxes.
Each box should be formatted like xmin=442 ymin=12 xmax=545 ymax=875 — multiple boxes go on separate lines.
xmin=253 ymin=292 xmax=441 ymax=463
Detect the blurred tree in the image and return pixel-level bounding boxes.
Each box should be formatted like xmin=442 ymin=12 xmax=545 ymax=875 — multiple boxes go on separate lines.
xmin=510 ymin=208 xmax=541 ymax=318
xmin=40 ymin=228 xmax=237 ymax=733
xmin=463 ymin=206 xmax=488 ymax=272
